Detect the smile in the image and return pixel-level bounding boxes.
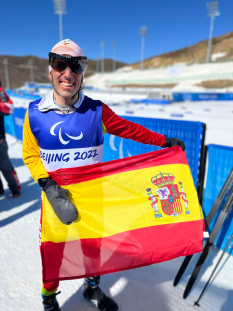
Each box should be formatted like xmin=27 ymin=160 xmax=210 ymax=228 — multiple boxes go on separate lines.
xmin=60 ymin=82 xmax=74 ymax=87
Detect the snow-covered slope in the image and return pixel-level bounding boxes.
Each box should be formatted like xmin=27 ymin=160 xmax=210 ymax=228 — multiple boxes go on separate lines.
xmin=84 ymin=62 xmax=233 ymax=90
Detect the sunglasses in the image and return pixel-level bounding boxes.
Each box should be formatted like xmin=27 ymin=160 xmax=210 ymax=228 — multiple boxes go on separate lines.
xmin=49 ymin=52 xmax=88 ymax=74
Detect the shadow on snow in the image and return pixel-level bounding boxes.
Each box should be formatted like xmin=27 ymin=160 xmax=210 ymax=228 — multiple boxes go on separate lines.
xmin=0 ymin=178 xmax=41 ymax=227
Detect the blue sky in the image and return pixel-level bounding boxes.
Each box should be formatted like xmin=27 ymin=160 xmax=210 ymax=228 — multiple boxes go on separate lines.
xmin=1 ymin=0 xmax=233 ymax=63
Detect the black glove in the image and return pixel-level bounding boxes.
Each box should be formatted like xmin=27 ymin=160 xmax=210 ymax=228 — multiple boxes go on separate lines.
xmin=41 ymin=179 xmax=78 ymax=225
xmin=162 ymin=136 xmax=185 ymax=151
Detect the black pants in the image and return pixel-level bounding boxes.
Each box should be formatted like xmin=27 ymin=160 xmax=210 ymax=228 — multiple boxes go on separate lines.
xmin=0 ymin=138 xmax=20 ymax=194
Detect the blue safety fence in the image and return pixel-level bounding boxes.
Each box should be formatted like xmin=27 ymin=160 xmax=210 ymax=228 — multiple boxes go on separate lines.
xmin=4 ymin=114 xmax=16 ymax=137
xmin=4 ymin=107 xmax=27 ymax=142
xmin=130 ymin=99 xmax=173 ymax=105
xmin=202 ymin=144 xmax=233 ymax=254
xmin=13 ymin=108 xmax=27 ymax=141
xmin=102 ymin=116 xmax=205 ymax=188
xmin=4 ymin=92 xmax=40 ymax=141
xmin=173 ymin=92 xmax=233 ymax=102
xmin=6 ymin=110 xmax=204 ymax=188
xmin=6 ymin=90 xmax=41 ymax=100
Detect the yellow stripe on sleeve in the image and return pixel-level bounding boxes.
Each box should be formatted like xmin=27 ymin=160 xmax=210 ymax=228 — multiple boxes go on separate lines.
xmin=22 ymin=110 xmax=49 ymax=182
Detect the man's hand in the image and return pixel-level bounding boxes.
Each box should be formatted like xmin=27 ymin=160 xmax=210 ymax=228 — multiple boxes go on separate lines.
xmin=42 ymin=179 xmax=78 ymax=225
xmin=162 ymin=136 xmax=185 ymax=151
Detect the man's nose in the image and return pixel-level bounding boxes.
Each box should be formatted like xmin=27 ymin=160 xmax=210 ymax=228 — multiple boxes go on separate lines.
xmin=63 ymin=66 xmax=73 ymax=78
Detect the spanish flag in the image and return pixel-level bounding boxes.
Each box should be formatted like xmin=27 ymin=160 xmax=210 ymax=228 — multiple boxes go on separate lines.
xmin=41 ymin=146 xmax=204 ymax=283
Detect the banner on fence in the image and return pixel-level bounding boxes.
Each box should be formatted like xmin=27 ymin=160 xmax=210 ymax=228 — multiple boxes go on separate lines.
xmin=173 ymin=92 xmax=233 ymax=102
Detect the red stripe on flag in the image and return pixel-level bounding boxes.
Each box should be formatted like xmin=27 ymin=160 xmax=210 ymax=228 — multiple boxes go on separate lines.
xmin=41 ymin=219 xmax=205 ymax=283
xmin=49 ymin=146 xmax=187 ymax=186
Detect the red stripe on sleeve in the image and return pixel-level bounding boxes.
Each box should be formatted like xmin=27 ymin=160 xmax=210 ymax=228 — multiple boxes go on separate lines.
xmin=102 ymin=103 xmax=165 ymax=147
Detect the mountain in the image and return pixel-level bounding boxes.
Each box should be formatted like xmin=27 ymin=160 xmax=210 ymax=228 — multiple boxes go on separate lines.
xmin=0 ymin=55 xmax=127 ymax=89
xmin=131 ymin=31 xmax=233 ymax=69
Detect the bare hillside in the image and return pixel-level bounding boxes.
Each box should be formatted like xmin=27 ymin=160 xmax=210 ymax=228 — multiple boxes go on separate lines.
xmin=132 ymin=31 xmax=233 ymax=69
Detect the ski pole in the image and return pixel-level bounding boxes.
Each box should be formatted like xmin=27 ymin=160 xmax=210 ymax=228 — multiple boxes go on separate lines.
xmin=173 ymin=168 xmax=233 ymax=287
xmin=194 ymin=232 xmax=233 ymax=307
xmin=183 ymin=187 xmax=233 ymax=299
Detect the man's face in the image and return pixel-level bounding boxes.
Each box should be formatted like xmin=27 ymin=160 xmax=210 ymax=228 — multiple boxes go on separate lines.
xmin=50 ymin=59 xmax=83 ymax=105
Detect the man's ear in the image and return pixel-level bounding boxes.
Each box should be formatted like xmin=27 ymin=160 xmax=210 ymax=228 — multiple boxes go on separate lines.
xmin=48 ymin=71 xmax=52 ymax=81
xmin=48 ymin=65 xmax=52 ymax=81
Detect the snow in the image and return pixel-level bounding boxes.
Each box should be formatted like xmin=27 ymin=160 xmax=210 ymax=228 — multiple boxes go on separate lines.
xmin=1 ymin=94 xmax=233 ymax=311
xmin=172 ymin=83 xmax=206 ymax=92
xmin=211 ymin=52 xmax=227 ymax=62
xmin=84 ymin=90 xmax=233 ymax=148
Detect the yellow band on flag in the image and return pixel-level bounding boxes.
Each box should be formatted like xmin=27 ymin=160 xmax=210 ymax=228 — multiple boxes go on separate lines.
xmin=42 ymin=163 xmax=203 ymax=243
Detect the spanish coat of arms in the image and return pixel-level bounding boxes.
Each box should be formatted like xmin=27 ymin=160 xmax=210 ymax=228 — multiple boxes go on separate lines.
xmin=145 ymin=171 xmax=190 ymax=218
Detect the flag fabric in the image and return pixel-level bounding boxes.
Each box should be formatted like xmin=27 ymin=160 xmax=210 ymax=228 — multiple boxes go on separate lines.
xmin=41 ymin=146 xmax=204 ymax=283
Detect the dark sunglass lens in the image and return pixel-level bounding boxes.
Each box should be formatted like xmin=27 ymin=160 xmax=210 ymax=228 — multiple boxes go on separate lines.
xmin=51 ymin=58 xmax=86 ymax=74
xmin=71 ymin=64 xmax=82 ymax=74
xmin=53 ymin=61 xmax=67 ymax=71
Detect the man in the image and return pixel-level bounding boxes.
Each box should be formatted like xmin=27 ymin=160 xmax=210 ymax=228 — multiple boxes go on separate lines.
xmin=0 ymin=82 xmax=21 ymax=197
xmin=22 ymin=39 xmax=185 ymax=311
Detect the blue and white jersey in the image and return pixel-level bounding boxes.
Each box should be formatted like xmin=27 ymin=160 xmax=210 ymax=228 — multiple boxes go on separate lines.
xmin=28 ymin=95 xmax=104 ymax=172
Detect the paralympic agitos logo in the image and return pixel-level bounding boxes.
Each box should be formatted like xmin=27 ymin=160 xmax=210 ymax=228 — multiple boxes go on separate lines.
xmin=50 ymin=121 xmax=83 ymax=145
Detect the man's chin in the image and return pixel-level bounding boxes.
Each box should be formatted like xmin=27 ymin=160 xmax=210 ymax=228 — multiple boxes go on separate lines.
xmin=53 ymin=85 xmax=80 ymax=104
xmin=60 ymin=92 xmax=80 ymax=104
xmin=58 ymin=89 xmax=75 ymax=99
xmin=61 ymin=90 xmax=73 ymax=97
